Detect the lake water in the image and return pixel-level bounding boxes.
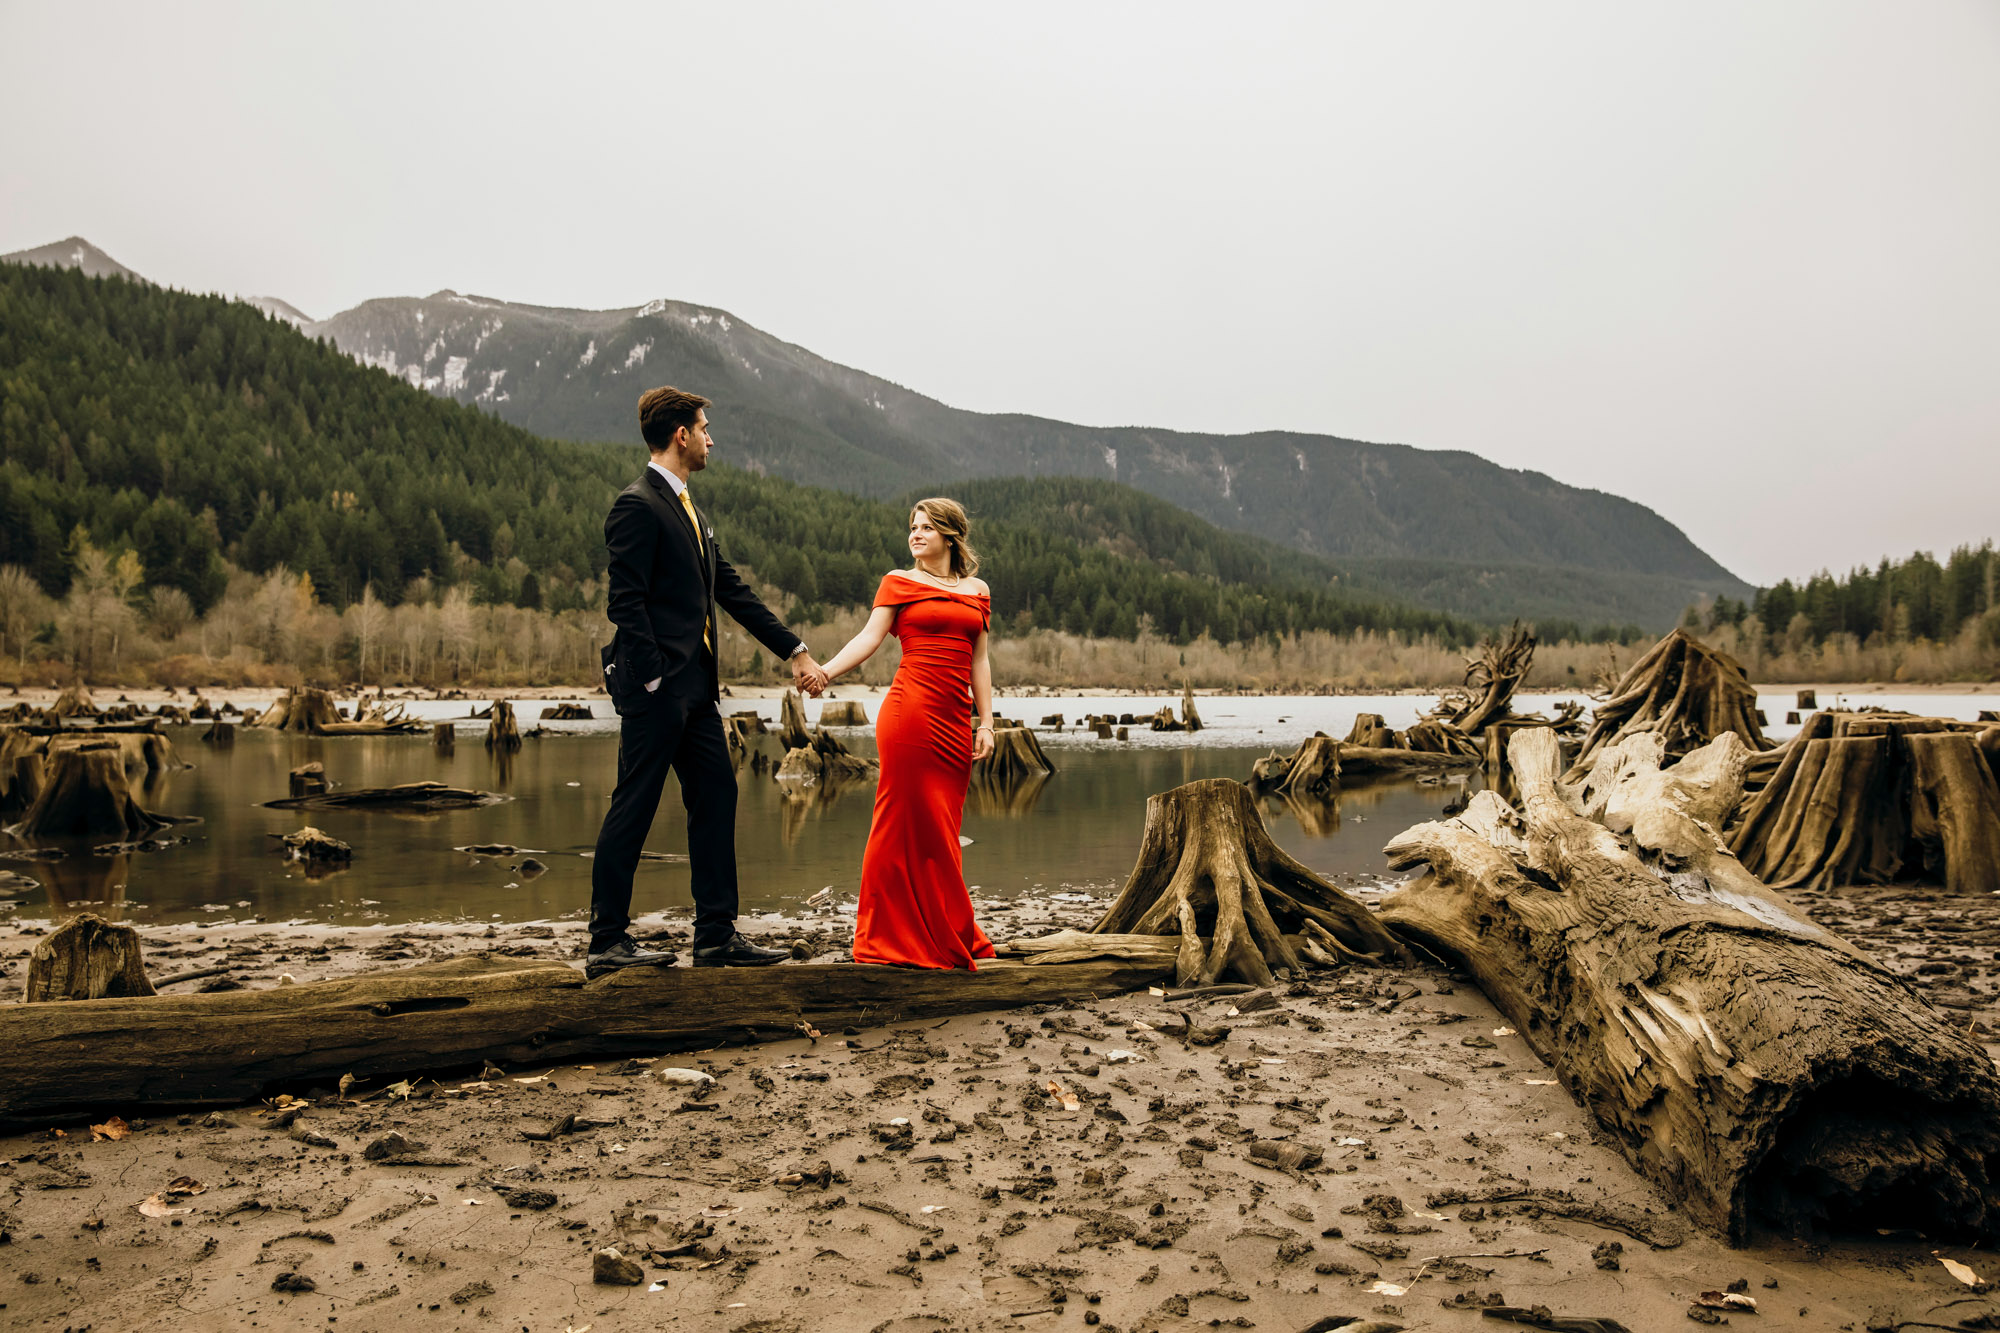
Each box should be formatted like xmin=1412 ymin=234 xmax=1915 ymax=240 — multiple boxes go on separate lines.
xmin=3 ymin=688 xmax=1989 ymax=930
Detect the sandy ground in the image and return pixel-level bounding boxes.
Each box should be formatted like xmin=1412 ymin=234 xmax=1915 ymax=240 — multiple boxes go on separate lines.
xmin=5 ymin=890 xmax=2000 ymax=1333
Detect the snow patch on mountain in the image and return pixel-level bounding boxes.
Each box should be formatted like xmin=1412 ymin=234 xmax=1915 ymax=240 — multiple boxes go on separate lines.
xmin=578 ymin=340 xmax=597 ymax=368
xmin=623 ymin=339 xmax=652 ymax=370
xmin=443 ymin=356 xmax=470 ymax=393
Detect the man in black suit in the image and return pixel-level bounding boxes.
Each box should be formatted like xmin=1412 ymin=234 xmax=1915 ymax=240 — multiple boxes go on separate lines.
xmin=589 ymin=385 xmax=828 ymax=978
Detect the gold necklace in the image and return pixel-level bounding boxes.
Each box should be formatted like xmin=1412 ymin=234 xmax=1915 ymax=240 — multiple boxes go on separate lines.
xmin=914 ymin=564 xmax=960 ymax=587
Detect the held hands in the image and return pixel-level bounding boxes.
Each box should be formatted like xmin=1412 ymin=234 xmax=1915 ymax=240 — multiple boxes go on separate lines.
xmin=972 ymin=722 xmax=995 ymax=762
xmin=792 ymin=652 xmax=830 ymax=697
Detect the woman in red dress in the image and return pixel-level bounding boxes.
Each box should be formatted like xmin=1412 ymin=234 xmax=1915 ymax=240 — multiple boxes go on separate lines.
xmin=819 ymin=498 xmax=997 ymax=969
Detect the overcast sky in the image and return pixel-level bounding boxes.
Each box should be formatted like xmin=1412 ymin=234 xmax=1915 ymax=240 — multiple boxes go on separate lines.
xmin=3 ymin=2 xmax=1996 ymax=586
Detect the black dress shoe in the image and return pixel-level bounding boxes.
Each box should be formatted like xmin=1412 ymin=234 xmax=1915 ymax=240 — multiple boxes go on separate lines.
xmin=585 ymin=937 xmax=678 ymax=980
xmin=692 ymin=933 xmax=788 ymax=967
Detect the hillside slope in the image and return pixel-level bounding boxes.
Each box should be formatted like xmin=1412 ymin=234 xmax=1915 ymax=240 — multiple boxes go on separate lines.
xmin=0 ymin=262 xmax=1472 ymax=649
xmin=303 ymin=289 xmax=1751 ymax=613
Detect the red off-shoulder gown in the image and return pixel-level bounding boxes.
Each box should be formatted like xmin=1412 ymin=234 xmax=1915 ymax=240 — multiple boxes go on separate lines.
xmin=851 ymin=573 xmax=997 ymax=970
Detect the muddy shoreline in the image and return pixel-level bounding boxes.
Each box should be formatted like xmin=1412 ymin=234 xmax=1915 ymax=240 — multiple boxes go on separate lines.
xmin=5 ymin=886 xmax=2000 ymax=1331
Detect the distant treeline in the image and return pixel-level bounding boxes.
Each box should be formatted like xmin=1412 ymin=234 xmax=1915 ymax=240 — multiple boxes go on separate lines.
xmin=1691 ymin=543 xmax=1999 ymax=650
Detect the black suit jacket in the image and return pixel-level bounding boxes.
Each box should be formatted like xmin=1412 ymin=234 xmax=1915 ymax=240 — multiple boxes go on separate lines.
xmin=601 ymin=468 xmax=799 ymax=711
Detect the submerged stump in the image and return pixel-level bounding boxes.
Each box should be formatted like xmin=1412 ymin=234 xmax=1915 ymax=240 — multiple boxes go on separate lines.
xmin=486 ymin=700 xmax=522 ymax=753
xmin=973 ymin=725 xmax=1056 ymax=786
xmin=779 ymin=689 xmax=812 ymax=751
xmin=1381 ymin=726 xmax=2000 ymax=1244
xmin=9 ymin=744 xmax=173 ymax=839
xmin=1090 ymin=778 xmax=1410 ymax=987
xmin=818 ymin=700 xmax=869 ymax=727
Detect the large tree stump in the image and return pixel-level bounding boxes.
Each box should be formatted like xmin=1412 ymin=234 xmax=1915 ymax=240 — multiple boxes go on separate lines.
xmin=1260 ymin=735 xmax=1341 ymax=797
xmin=9 ymin=743 xmax=174 ymax=839
xmin=818 ymin=700 xmax=869 ymax=726
xmin=1568 ymin=628 xmax=1770 ymax=779
xmin=1090 ymin=778 xmax=1410 ymax=986
xmin=973 ymin=725 xmax=1055 ymax=786
xmin=432 ymin=722 xmax=454 ymax=753
xmin=51 ymin=683 xmax=97 ymax=719
xmin=289 ymin=762 xmax=329 ymax=799
xmin=485 ymin=700 xmax=521 ymax=752
xmin=776 ymin=728 xmax=879 ymax=788
xmin=779 ymin=689 xmax=812 ymax=750
xmin=1729 ymin=712 xmax=2000 ymax=895
xmin=540 ymin=703 xmax=593 ymax=720
xmin=1403 ymin=719 xmax=1481 ymax=756
xmin=1380 ymin=726 xmax=2000 ymax=1244
xmin=1343 ymin=713 xmax=1397 ymax=748
xmin=24 ymin=912 xmax=156 ymax=1002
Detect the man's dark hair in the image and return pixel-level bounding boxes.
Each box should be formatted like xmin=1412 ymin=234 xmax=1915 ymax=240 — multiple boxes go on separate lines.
xmin=638 ymin=386 xmax=711 ymax=451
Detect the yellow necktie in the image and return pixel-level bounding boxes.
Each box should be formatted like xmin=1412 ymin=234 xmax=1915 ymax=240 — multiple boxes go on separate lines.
xmin=679 ymin=487 xmax=711 ymax=651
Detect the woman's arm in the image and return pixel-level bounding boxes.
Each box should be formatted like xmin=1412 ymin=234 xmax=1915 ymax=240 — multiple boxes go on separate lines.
xmin=970 ymin=628 xmax=994 ymax=760
xmin=820 ymin=606 xmax=897 ymax=681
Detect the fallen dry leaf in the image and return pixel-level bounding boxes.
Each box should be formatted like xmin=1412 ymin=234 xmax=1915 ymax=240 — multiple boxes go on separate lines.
xmin=1369 ymin=1280 xmax=1408 ymax=1296
xmin=1045 ymin=1080 xmax=1080 ymax=1112
xmin=512 ymin=1075 xmax=546 ymax=1085
xmin=701 ymin=1204 xmax=742 ymax=1219
xmin=1525 ymin=1079 xmax=1559 ymax=1086
xmin=163 ymin=1176 xmax=207 ymax=1197
xmin=1938 ymin=1254 xmax=1982 ymax=1286
xmin=137 ymin=1194 xmax=192 ymax=1218
xmin=90 ymin=1116 xmax=130 ymax=1142
xmin=1493 ymin=1027 xmax=1517 ymax=1036
xmin=1696 ymin=1291 xmax=1759 ymax=1311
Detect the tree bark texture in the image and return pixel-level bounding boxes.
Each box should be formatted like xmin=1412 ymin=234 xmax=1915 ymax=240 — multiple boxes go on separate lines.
xmin=1729 ymin=711 xmax=2000 ymax=895
xmin=1380 ymin=726 xmax=2000 ymax=1244
xmin=0 ymin=953 xmax=1171 ymax=1123
xmin=1567 ymin=628 xmax=1770 ymax=779
xmin=780 ymin=689 xmax=812 ymax=750
xmin=1090 ymin=778 xmax=1410 ymax=987
xmin=23 ymin=912 xmax=157 ymax=1003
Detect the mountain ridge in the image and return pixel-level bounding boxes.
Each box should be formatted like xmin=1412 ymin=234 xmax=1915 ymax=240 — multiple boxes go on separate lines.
xmin=2 ymin=236 xmax=1754 ymax=626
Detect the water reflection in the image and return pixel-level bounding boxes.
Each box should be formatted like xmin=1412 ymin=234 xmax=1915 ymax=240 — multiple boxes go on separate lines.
xmin=0 ymin=725 xmax=1499 ymax=928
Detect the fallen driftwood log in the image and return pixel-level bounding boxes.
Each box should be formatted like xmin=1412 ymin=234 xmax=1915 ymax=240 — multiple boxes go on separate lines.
xmin=23 ymin=912 xmax=157 ymax=1002
xmin=1568 ymin=628 xmax=1770 ymax=778
xmin=0 ymin=951 xmax=1173 ymax=1122
xmin=1380 ymin=726 xmax=2000 ymax=1243
xmin=1337 ymin=743 xmax=1478 ymax=774
xmin=973 ymin=725 xmax=1055 ymax=785
xmin=264 ymin=781 xmax=508 ymax=812
xmin=1729 ymin=710 xmax=2000 ymax=895
xmin=1090 ymin=778 xmax=1410 ymax=986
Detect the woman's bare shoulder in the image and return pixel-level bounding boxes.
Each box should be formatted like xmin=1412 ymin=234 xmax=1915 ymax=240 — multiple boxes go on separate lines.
xmin=963 ymin=576 xmax=991 ymax=596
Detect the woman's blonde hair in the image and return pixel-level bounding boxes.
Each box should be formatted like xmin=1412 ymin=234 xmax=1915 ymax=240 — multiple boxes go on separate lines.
xmin=911 ymin=497 xmax=980 ymax=578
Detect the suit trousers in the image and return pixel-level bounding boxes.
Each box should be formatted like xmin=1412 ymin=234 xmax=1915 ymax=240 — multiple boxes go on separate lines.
xmin=589 ymin=692 xmax=739 ymax=952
